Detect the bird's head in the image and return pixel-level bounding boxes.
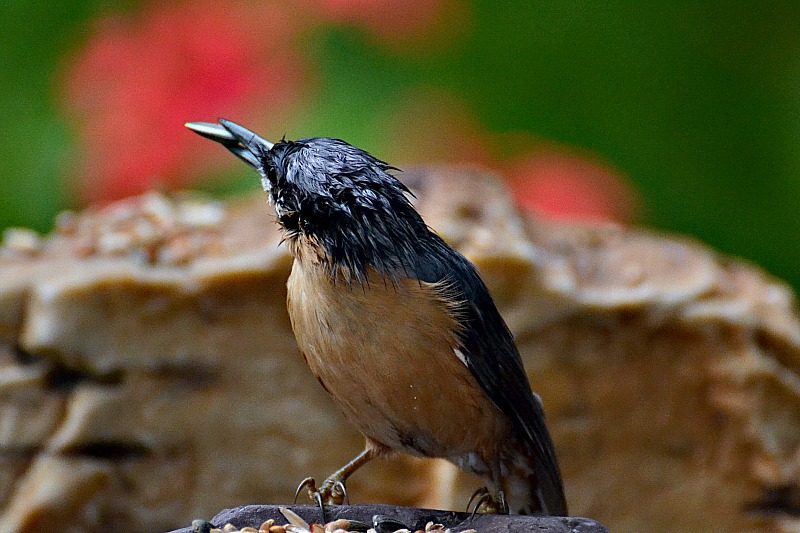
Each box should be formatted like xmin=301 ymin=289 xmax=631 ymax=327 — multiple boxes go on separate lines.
xmin=186 ymin=119 xmax=430 ymax=281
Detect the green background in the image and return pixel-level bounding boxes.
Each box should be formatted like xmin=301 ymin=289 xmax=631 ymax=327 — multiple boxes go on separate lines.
xmin=2 ymin=2 xmax=800 ymax=290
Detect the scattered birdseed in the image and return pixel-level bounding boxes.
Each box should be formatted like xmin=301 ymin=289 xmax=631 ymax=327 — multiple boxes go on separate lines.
xmin=190 ymin=515 xmax=475 ymax=533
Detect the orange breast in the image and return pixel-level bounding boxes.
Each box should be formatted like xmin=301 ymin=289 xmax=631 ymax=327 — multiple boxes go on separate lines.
xmin=286 ymin=247 xmax=508 ymax=461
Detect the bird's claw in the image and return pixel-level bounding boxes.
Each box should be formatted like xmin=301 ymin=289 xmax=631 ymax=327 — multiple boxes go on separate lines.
xmin=332 ymin=480 xmax=350 ymax=504
xmin=467 ymin=487 xmax=509 ymax=517
xmin=293 ymin=476 xmax=350 ymax=523
xmin=466 ymin=486 xmax=489 ymax=514
xmin=304 ymin=477 xmax=348 ymax=505
xmin=293 ymin=476 xmax=317 ymax=504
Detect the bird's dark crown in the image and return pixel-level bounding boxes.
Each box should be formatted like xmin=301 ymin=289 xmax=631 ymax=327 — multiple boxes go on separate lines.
xmin=262 ymin=137 xmax=432 ymax=282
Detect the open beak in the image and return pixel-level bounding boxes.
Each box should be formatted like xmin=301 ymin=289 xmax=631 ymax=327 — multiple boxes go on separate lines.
xmin=185 ymin=119 xmax=274 ymax=172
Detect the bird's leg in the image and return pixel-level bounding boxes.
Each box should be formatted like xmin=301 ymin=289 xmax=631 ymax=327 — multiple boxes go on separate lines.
xmin=295 ymin=446 xmax=379 ymax=508
xmin=317 ymin=447 xmax=374 ymax=502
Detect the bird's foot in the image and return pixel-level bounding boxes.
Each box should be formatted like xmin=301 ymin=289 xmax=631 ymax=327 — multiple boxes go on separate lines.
xmin=466 ymin=487 xmax=509 ymax=516
xmin=293 ymin=448 xmax=376 ymax=521
xmin=293 ymin=476 xmax=349 ymax=522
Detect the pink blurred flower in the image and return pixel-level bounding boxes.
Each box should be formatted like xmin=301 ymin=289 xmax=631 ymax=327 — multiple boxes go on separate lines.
xmin=63 ymin=1 xmax=309 ymax=204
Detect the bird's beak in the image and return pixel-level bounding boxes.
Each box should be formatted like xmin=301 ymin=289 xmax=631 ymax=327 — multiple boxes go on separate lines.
xmin=185 ymin=119 xmax=274 ymax=172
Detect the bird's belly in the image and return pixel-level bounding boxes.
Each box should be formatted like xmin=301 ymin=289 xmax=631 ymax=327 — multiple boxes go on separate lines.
xmin=286 ymin=260 xmax=507 ymax=459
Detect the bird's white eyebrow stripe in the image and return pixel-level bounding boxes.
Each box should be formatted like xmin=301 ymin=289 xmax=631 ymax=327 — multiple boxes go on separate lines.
xmin=453 ymin=348 xmax=468 ymax=367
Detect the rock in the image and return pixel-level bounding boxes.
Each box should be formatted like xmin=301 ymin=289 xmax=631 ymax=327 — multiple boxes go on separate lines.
xmin=168 ymin=504 xmax=608 ymax=533
xmin=0 ymin=168 xmax=799 ymax=531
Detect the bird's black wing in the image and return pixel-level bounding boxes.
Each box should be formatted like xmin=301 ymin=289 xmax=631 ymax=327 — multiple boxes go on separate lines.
xmin=412 ymin=237 xmax=568 ymax=515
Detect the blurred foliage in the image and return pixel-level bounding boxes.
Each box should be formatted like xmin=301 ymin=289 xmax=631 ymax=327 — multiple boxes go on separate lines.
xmin=2 ymin=1 xmax=800 ymax=291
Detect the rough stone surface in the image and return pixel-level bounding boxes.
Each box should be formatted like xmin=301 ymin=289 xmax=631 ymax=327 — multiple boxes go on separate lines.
xmin=0 ymin=169 xmax=799 ymax=531
xmin=168 ymin=504 xmax=608 ymax=533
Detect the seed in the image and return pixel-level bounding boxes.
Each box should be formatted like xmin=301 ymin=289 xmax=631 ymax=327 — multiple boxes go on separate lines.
xmin=372 ymin=515 xmax=409 ymax=533
xmin=280 ymin=507 xmax=310 ymax=530
xmin=346 ymin=520 xmax=370 ymax=532
xmin=260 ymin=519 xmax=276 ymax=532
xmin=269 ymin=526 xmax=286 ymax=533
xmin=325 ymin=519 xmax=350 ymax=532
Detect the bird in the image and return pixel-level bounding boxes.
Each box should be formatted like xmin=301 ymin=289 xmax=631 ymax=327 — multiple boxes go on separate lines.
xmin=185 ymin=119 xmax=568 ymax=516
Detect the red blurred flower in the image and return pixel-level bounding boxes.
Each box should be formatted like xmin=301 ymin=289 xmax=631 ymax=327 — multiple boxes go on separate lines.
xmin=63 ymin=1 xmax=309 ymax=204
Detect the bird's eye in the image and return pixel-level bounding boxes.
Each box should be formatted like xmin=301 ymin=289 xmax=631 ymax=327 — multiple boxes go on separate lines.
xmin=280 ymin=211 xmax=300 ymax=232
xmin=266 ymin=165 xmax=279 ymax=185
